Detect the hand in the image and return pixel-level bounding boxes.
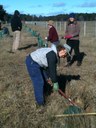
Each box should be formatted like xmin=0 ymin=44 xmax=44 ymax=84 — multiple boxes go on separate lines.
xmin=45 ymin=37 xmax=48 ymax=40
xmin=53 ymin=82 xmax=59 ymax=91
xmin=64 ymin=35 xmax=73 ymax=39
xmin=46 ymin=78 xmax=53 ymax=86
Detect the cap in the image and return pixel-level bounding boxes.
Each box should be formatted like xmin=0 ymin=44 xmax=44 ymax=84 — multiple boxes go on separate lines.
xmin=63 ymin=44 xmax=71 ymax=57
xmin=69 ymin=13 xmax=75 ymax=18
xmin=48 ymin=20 xmax=54 ymax=26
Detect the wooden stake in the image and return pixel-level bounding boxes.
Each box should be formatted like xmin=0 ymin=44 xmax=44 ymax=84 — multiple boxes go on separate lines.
xmin=54 ymin=113 xmax=96 ymax=118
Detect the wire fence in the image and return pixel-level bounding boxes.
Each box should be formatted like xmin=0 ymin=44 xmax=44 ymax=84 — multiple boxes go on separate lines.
xmin=25 ymin=21 xmax=96 ymax=37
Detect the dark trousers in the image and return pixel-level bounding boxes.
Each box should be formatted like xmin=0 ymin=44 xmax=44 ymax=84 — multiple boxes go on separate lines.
xmin=25 ymin=55 xmax=45 ymax=105
xmin=66 ymin=39 xmax=80 ymax=63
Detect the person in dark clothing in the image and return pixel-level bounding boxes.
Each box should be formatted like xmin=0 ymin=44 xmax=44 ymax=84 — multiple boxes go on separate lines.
xmin=63 ymin=13 xmax=81 ymax=66
xmin=10 ymin=10 xmax=22 ymax=53
xmin=25 ymin=44 xmax=71 ymax=106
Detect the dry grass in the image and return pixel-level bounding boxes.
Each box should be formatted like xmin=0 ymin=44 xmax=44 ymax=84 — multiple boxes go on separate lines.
xmin=0 ymin=24 xmax=96 ymax=128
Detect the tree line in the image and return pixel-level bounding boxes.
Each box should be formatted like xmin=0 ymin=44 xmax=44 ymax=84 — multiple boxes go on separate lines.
xmin=0 ymin=5 xmax=96 ymax=23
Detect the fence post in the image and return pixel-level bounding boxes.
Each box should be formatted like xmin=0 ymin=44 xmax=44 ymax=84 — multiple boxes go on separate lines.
xmin=84 ymin=21 xmax=86 ymax=37
xmin=95 ymin=21 xmax=96 ymax=37
xmin=45 ymin=21 xmax=47 ymax=28
xmin=60 ymin=22 xmax=61 ymax=31
xmin=64 ymin=22 xmax=66 ymax=32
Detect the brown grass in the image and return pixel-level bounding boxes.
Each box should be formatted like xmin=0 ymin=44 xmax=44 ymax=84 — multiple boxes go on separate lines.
xmin=0 ymin=24 xmax=96 ymax=128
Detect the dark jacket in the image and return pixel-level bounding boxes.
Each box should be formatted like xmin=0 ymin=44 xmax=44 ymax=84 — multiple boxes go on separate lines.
xmin=46 ymin=51 xmax=57 ymax=83
xmin=47 ymin=26 xmax=59 ymax=43
xmin=11 ymin=15 xmax=22 ymax=32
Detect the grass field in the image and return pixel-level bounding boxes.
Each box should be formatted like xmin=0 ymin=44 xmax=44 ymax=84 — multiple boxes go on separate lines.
xmin=0 ymin=24 xmax=96 ymax=128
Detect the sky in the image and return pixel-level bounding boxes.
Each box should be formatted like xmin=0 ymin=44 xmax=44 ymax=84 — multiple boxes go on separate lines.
xmin=0 ymin=0 xmax=96 ymax=16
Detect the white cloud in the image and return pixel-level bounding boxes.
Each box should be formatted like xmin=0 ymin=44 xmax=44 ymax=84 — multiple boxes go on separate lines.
xmin=53 ymin=2 xmax=66 ymax=7
xmin=79 ymin=2 xmax=96 ymax=7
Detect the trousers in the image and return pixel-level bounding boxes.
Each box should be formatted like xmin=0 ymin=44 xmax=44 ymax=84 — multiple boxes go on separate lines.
xmin=25 ymin=55 xmax=45 ymax=105
xmin=12 ymin=30 xmax=21 ymax=52
xmin=66 ymin=39 xmax=80 ymax=62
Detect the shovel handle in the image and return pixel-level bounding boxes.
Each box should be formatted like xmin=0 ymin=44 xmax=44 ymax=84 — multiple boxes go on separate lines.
xmin=58 ymin=89 xmax=77 ymax=106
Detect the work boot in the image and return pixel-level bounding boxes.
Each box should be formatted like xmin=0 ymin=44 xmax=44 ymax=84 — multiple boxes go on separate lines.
xmin=36 ymin=103 xmax=46 ymax=114
xmin=35 ymin=103 xmax=45 ymax=108
xmin=77 ymin=61 xmax=82 ymax=66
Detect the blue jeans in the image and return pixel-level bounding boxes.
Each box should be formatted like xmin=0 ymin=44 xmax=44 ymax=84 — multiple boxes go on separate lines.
xmin=25 ymin=55 xmax=45 ymax=105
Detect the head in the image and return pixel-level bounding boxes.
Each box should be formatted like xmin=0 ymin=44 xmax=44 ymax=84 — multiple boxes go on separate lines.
xmin=69 ymin=13 xmax=75 ymax=22
xmin=57 ymin=44 xmax=71 ymax=58
xmin=14 ymin=10 xmax=20 ymax=16
xmin=47 ymin=20 xmax=54 ymax=28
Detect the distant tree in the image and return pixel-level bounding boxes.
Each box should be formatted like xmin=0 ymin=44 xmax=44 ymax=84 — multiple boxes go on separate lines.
xmin=0 ymin=5 xmax=6 ymax=21
xmin=79 ymin=15 xmax=84 ymax=21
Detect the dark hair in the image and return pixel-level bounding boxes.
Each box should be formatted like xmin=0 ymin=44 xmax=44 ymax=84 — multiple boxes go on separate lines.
xmin=14 ymin=10 xmax=20 ymax=16
xmin=56 ymin=44 xmax=65 ymax=52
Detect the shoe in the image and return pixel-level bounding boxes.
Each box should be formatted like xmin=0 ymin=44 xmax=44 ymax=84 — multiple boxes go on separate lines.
xmin=36 ymin=104 xmax=46 ymax=114
xmin=77 ymin=62 xmax=82 ymax=66
xmin=36 ymin=103 xmax=45 ymax=108
xmin=8 ymin=50 xmax=15 ymax=54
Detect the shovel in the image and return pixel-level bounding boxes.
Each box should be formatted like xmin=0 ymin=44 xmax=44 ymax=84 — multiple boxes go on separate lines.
xmin=58 ymin=89 xmax=82 ymax=114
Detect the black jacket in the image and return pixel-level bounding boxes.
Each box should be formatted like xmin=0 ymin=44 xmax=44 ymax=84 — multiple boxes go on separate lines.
xmin=11 ymin=15 xmax=22 ymax=32
xmin=46 ymin=51 xmax=58 ymax=83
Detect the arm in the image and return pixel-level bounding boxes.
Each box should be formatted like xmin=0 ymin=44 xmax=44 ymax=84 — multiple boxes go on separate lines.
xmin=46 ymin=51 xmax=58 ymax=83
xmin=46 ymin=51 xmax=59 ymax=91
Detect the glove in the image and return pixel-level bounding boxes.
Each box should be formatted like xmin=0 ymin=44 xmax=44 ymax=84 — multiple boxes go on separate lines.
xmin=64 ymin=35 xmax=73 ymax=39
xmin=45 ymin=37 xmax=48 ymax=40
xmin=53 ymin=82 xmax=59 ymax=91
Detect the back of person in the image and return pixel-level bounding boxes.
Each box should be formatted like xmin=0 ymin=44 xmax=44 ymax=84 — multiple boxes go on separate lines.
xmin=11 ymin=10 xmax=22 ymax=32
xmin=10 ymin=10 xmax=22 ymax=53
xmin=30 ymin=48 xmax=52 ymax=67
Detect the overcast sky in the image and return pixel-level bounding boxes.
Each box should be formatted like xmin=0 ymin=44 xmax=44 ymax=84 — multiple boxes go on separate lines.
xmin=0 ymin=0 xmax=96 ymax=16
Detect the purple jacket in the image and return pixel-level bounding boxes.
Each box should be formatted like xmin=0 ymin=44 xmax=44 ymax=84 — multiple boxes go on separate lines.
xmin=47 ymin=26 xmax=59 ymax=43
